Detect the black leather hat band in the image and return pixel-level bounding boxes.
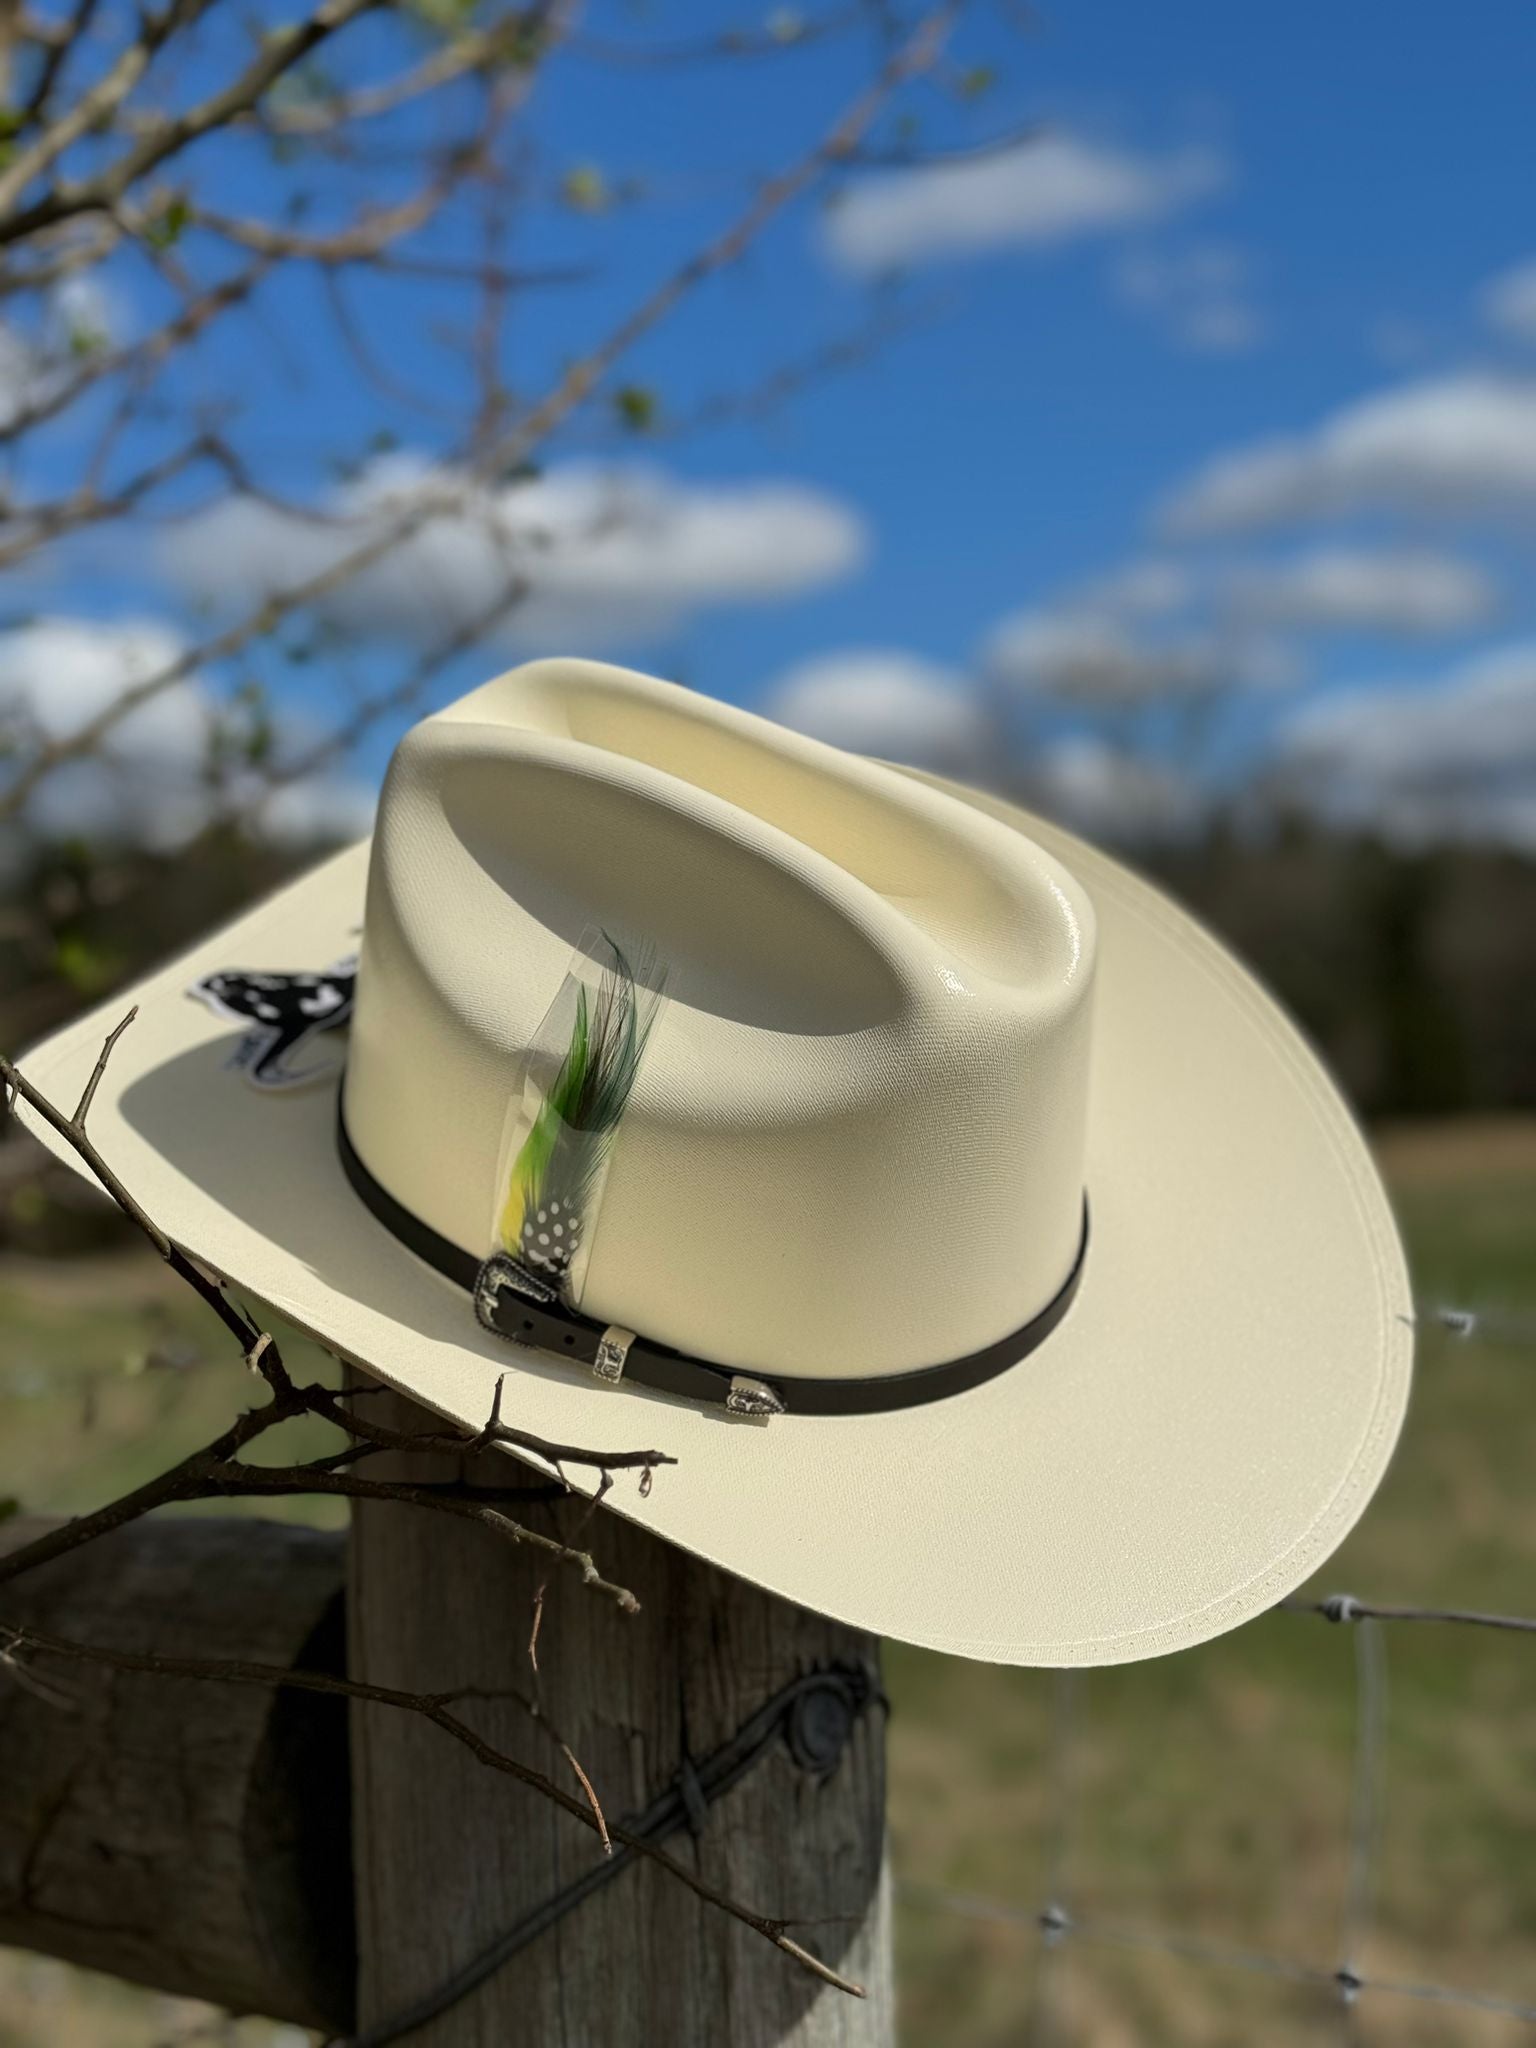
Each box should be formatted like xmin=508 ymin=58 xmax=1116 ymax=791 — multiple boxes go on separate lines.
xmin=337 ymin=1102 xmax=1088 ymax=1418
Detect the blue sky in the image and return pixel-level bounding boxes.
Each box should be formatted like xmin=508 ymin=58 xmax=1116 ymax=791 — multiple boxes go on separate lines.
xmin=636 ymin=0 xmax=1536 ymax=682
xmin=14 ymin=0 xmax=1536 ymax=846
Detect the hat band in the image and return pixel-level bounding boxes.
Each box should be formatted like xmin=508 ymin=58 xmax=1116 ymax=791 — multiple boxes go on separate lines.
xmin=337 ymin=1103 xmax=1088 ymax=1418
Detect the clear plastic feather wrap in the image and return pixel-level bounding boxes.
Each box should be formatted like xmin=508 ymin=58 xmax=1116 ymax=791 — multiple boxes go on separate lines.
xmin=489 ymin=927 xmax=668 ymax=1307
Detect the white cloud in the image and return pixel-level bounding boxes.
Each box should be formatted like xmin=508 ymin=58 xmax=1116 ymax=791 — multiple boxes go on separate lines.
xmin=993 ymin=543 xmax=1494 ymax=736
xmin=764 ymin=635 xmax=1208 ymax=837
xmin=0 ymin=618 xmax=210 ymax=847
xmin=257 ymin=772 xmax=377 ymax=845
xmin=1481 ymin=258 xmax=1536 ymax=345
xmin=1023 ymin=737 xmax=1203 ymax=842
xmin=1223 ymin=547 xmax=1498 ymax=636
xmin=765 ymin=648 xmax=988 ymax=769
xmin=1162 ymin=374 xmax=1536 ymax=535
xmin=979 ymin=543 xmax=1494 ymax=733
xmin=0 ymin=617 xmax=370 ymax=849
xmin=47 ymin=274 xmax=117 ymax=354
xmin=822 ymin=134 xmax=1224 ymax=274
xmin=163 ymin=456 xmax=867 ymax=652
xmin=1112 ymin=243 xmax=1264 ymax=355
xmin=1273 ymin=640 xmax=1536 ymax=848
xmin=982 ymin=609 xmax=1234 ymax=706
xmin=1069 ymin=558 xmax=1194 ymax=619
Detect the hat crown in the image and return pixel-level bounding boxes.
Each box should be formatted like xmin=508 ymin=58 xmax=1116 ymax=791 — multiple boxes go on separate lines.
xmin=343 ymin=659 xmax=1097 ymax=1379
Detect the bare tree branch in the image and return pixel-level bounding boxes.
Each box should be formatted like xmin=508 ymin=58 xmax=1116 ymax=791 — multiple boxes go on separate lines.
xmin=190 ymin=149 xmax=483 ymax=267
xmin=0 ymin=0 xmax=962 ymax=824
xmin=16 ymin=0 xmax=100 ymax=124
xmin=0 ymin=260 xmax=269 ymax=447
xmin=0 ymin=219 xmax=117 ymax=293
xmin=2 ymin=0 xmax=384 ymax=245
xmin=0 ymin=0 xmax=212 ymax=213
xmin=261 ymin=7 xmax=540 ymax=134
xmin=0 ymin=431 xmax=213 ymax=569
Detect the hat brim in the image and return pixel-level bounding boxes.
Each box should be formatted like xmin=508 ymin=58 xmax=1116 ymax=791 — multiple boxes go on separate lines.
xmin=14 ymin=775 xmax=1412 ymax=1667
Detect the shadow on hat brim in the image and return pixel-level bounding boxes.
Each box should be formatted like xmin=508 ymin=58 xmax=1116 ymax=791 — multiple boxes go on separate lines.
xmin=14 ymin=775 xmax=1412 ymax=1667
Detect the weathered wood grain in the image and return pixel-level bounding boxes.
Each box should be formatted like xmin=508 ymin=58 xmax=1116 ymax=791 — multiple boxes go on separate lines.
xmin=348 ymin=1384 xmax=893 ymax=2047
xmin=0 ymin=1513 xmax=354 ymax=2030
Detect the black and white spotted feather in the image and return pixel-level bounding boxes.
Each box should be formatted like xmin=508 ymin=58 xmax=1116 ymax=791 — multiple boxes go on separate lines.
xmin=190 ymin=958 xmax=357 ymax=1090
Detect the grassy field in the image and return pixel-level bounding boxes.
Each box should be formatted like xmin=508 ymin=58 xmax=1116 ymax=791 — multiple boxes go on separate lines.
xmin=2 ymin=1121 xmax=1534 ymax=2047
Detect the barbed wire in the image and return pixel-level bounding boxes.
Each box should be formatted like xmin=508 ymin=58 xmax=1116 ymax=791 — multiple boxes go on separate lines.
xmin=902 ymin=1294 xmax=1536 ymax=2038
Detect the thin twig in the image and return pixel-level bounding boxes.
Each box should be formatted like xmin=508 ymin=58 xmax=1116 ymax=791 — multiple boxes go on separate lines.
xmin=70 ymin=1004 xmax=138 ymax=1125
xmin=18 ymin=0 xmax=102 ymax=124
xmin=259 ymin=8 xmax=536 ymax=134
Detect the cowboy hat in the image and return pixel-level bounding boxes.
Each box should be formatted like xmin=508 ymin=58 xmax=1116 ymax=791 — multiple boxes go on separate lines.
xmin=15 ymin=659 xmax=1412 ymax=1666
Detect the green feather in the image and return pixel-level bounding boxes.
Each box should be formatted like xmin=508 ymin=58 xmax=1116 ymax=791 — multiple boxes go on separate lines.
xmin=495 ymin=936 xmax=663 ymax=1268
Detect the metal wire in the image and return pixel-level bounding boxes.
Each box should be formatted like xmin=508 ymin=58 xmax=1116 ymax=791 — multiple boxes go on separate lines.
xmin=902 ymin=1597 xmax=1536 ymax=2033
xmin=1284 ymin=1594 xmax=1536 ymax=1633
xmin=1022 ymin=1668 xmax=1078 ymax=2048
xmin=902 ymin=1886 xmax=1536 ymax=2025
xmin=900 ymin=1299 xmax=1536 ymax=2036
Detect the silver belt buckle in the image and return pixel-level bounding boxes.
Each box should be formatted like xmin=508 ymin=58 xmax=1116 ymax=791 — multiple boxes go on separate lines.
xmin=726 ymin=1374 xmax=785 ymax=1419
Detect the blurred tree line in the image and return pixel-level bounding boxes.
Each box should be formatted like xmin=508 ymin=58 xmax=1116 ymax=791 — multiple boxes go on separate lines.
xmin=1151 ymin=825 xmax=1536 ymax=1116
xmin=2 ymin=810 xmax=1530 ymax=1252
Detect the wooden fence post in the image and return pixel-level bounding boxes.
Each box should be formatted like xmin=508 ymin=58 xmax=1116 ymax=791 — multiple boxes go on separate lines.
xmin=0 ymin=1515 xmax=352 ymax=2030
xmin=347 ymin=1383 xmax=894 ymax=2047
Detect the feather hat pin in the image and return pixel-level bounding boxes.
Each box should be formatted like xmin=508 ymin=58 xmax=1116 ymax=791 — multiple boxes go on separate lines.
xmin=493 ymin=933 xmax=665 ymax=1299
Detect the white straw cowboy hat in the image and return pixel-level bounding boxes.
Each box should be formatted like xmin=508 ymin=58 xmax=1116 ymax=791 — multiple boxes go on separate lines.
xmin=16 ymin=659 xmax=1412 ymax=1667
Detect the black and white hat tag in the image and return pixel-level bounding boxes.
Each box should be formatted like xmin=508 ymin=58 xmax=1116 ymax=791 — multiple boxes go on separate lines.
xmin=189 ymin=957 xmax=358 ymax=1091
